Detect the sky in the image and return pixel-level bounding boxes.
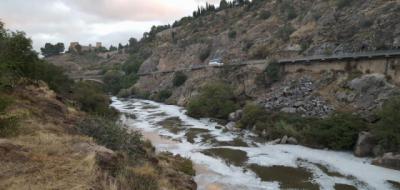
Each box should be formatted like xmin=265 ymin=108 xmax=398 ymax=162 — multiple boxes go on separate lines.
xmin=0 ymin=0 xmax=220 ymax=52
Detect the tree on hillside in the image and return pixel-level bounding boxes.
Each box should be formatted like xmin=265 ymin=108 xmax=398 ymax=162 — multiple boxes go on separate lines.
xmin=109 ymin=45 xmax=117 ymax=51
xmin=219 ymin=0 xmax=229 ymax=9
xmin=40 ymin=42 xmax=65 ymax=57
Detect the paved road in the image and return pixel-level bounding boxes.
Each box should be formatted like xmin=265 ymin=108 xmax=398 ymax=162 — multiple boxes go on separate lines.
xmin=138 ymin=49 xmax=400 ymax=76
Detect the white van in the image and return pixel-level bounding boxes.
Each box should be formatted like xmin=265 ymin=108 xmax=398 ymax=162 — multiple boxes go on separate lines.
xmin=209 ymin=58 xmax=224 ymax=67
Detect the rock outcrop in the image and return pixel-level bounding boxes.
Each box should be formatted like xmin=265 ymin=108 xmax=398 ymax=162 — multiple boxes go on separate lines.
xmin=354 ymin=131 xmax=377 ymax=157
xmin=373 ymin=153 xmax=400 ymax=170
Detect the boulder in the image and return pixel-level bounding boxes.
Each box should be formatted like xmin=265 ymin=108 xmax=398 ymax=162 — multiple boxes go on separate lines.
xmin=228 ymin=109 xmax=243 ymax=122
xmin=281 ymin=107 xmax=297 ymax=114
xmin=287 ymin=137 xmax=298 ymax=145
xmin=372 ymin=153 xmax=400 ymax=170
xmin=281 ymin=135 xmax=288 ymax=144
xmin=228 ymin=112 xmax=237 ymax=121
xmin=271 ymin=138 xmax=281 ymax=145
xmin=225 ymin=122 xmax=236 ymax=130
xmin=354 ymin=131 xmax=376 ymax=157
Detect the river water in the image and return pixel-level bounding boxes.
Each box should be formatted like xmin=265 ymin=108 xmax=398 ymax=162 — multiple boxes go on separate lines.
xmin=111 ymin=97 xmax=400 ymax=190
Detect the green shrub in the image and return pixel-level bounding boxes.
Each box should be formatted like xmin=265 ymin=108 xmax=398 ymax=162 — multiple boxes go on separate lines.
xmin=177 ymin=158 xmax=196 ymax=176
xmin=0 ymin=94 xmax=18 ymax=137
xmin=250 ymin=45 xmax=270 ymax=59
xmin=77 ymin=116 xmax=145 ymax=159
xmin=336 ymin=0 xmax=352 ymax=9
xmin=276 ymin=24 xmax=295 ymax=42
xmin=304 ymin=113 xmax=366 ymax=150
xmin=187 ymin=82 xmax=237 ymax=119
xmin=103 ymin=70 xmax=124 ymax=95
xmin=199 ymin=46 xmax=211 ymax=62
xmin=228 ymin=30 xmax=237 ymax=39
xmin=119 ymin=165 xmax=159 ymax=190
xmin=173 ymin=72 xmax=187 ymax=87
xmin=72 ymin=81 xmax=118 ymax=118
xmin=0 ymin=116 xmax=19 ymax=137
xmin=265 ymin=59 xmax=282 ymax=82
xmin=259 ymin=10 xmax=272 ymax=20
xmin=238 ymin=104 xmax=269 ymax=128
xmin=373 ymin=96 xmax=400 ymax=152
xmin=153 ymin=90 xmax=172 ymax=102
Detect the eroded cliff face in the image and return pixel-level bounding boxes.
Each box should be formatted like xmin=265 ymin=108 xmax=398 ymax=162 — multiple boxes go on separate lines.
xmin=133 ymin=0 xmax=400 ymax=109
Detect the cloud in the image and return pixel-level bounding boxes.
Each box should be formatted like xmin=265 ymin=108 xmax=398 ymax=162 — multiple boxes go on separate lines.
xmin=0 ymin=0 xmax=220 ymax=52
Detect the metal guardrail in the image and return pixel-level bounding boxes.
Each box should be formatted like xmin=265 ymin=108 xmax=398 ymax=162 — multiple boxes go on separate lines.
xmin=137 ymin=49 xmax=400 ymax=76
xmin=279 ymin=49 xmax=400 ymax=64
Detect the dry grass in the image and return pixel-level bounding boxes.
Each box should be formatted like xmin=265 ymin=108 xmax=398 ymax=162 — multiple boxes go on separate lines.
xmin=0 ymin=85 xmax=107 ymax=190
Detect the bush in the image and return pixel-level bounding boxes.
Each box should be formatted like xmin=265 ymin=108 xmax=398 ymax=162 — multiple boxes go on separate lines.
xmin=173 ymin=72 xmax=187 ymax=87
xmin=176 ymin=158 xmax=196 ymax=176
xmin=199 ymin=46 xmax=211 ymax=62
xmin=259 ymin=10 xmax=271 ymax=20
xmin=187 ymin=82 xmax=237 ymax=119
xmin=0 ymin=94 xmax=18 ymax=137
xmin=250 ymin=45 xmax=270 ymax=59
xmin=276 ymin=24 xmax=295 ymax=42
xmin=153 ymin=90 xmax=172 ymax=102
xmin=238 ymin=104 xmax=269 ymax=128
xmin=373 ymin=97 xmax=400 ymax=152
xmin=238 ymin=103 xmax=367 ymax=150
xmin=304 ymin=113 xmax=366 ymax=150
xmin=77 ymin=116 xmax=145 ymax=159
xmin=265 ymin=59 xmax=282 ymax=82
xmin=336 ymin=0 xmax=352 ymax=9
xmin=103 ymin=70 xmax=124 ymax=95
xmin=228 ymin=30 xmax=237 ymax=39
xmin=72 ymin=81 xmax=118 ymax=118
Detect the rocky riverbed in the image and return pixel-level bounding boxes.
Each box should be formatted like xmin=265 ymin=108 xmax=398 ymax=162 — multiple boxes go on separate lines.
xmin=111 ymin=97 xmax=400 ymax=190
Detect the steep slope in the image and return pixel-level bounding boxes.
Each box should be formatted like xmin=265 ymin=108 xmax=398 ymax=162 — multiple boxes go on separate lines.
xmin=0 ymin=81 xmax=196 ymax=190
xmin=130 ymin=0 xmax=400 ymax=106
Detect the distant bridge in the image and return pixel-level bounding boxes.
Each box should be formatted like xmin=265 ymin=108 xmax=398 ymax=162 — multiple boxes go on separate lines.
xmin=137 ymin=49 xmax=400 ymax=76
xmin=69 ymin=75 xmax=105 ymax=84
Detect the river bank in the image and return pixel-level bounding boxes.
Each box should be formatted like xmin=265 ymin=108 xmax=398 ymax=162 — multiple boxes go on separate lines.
xmin=111 ymin=97 xmax=400 ymax=190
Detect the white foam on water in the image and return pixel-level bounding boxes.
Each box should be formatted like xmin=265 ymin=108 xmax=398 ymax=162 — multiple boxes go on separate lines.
xmin=111 ymin=97 xmax=400 ymax=190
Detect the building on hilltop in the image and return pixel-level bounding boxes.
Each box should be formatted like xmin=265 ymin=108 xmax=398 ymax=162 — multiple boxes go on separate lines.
xmin=68 ymin=42 xmax=103 ymax=53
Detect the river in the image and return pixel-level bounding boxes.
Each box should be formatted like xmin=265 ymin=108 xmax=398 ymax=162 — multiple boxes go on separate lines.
xmin=111 ymin=97 xmax=400 ymax=190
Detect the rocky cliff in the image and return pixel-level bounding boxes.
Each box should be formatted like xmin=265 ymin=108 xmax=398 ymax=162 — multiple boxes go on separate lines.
xmin=131 ymin=0 xmax=400 ymax=113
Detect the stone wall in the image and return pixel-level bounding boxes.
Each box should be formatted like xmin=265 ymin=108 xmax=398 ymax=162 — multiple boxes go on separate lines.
xmin=284 ymin=57 xmax=400 ymax=84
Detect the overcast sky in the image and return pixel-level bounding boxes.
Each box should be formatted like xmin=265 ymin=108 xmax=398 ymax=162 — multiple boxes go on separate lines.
xmin=0 ymin=0 xmax=220 ymax=52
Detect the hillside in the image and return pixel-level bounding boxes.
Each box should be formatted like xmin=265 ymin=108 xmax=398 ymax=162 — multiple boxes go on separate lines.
xmin=125 ymin=0 xmax=400 ymax=104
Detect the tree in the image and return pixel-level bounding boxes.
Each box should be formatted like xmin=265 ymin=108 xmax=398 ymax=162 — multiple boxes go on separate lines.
xmin=219 ymin=0 xmax=229 ymax=9
xmin=109 ymin=45 xmax=117 ymax=51
xmin=118 ymin=43 xmax=123 ymax=53
xmin=40 ymin=42 xmax=64 ymax=57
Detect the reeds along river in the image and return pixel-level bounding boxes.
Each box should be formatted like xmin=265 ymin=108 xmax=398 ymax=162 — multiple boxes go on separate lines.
xmin=111 ymin=97 xmax=400 ymax=190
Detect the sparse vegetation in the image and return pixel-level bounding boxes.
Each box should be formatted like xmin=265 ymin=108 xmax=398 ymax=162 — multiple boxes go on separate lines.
xmin=276 ymin=24 xmax=295 ymax=42
xmin=187 ymin=82 xmax=237 ymax=119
